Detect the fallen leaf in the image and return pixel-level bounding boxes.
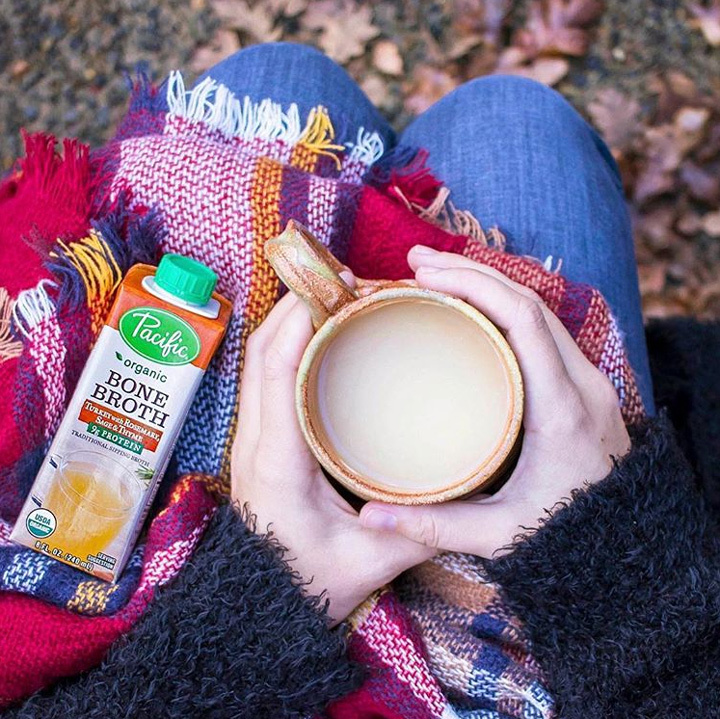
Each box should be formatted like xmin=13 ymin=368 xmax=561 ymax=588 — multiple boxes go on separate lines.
xmin=696 ymin=122 xmax=720 ymax=162
xmin=482 ymin=0 xmax=512 ymax=44
xmin=675 ymin=106 xmax=711 ymax=138
xmin=407 ymin=27 xmax=449 ymax=66
xmin=464 ymin=45 xmax=502 ymax=76
xmin=643 ymin=294 xmax=692 ymax=318
xmin=211 ymin=0 xmax=282 ymax=43
xmin=588 ymin=88 xmax=642 ymax=154
xmin=516 ymin=12 xmax=588 ymax=56
xmin=702 ymin=210 xmax=720 ymax=236
xmin=302 ymin=0 xmax=380 ymax=64
xmin=680 ymin=161 xmax=720 ymax=203
xmin=634 ymin=131 xmax=679 ymax=205
xmin=667 ymin=259 xmax=690 ymax=283
xmin=634 ymin=107 xmax=711 ymax=204
xmin=450 ymin=0 xmax=510 ymax=46
xmin=495 ymin=45 xmax=530 ymax=68
xmin=11 ymin=60 xmax=30 ymax=79
xmin=649 ymin=71 xmax=700 ymax=123
xmin=297 ymin=0 xmax=334 ymax=23
xmin=265 ymin=0 xmax=308 ymax=16
xmin=697 ymin=282 xmax=720 ymax=316
xmin=689 ymin=0 xmax=720 ymax=46
xmin=560 ymin=0 xmax=606 ymax=25
xmin=638 ymin=262 xmax=668 ymax=294
xmin=446 ymin=33 xmax=484 ymax=60
xmin=497 ymin=56 xmax=570 ymax=86
xmin=360 ymin=73 xmax=390 ymax=106
xmin=514 ymin=0 xmax=605 ymax=58
xmin=372 ymin=39 xmax=403 ymax=75
xmin=677 ymin=211 xmax=704 ymax=235
xmin=190 ymin=28 xmax=242 ymax=74
xmin=634 ymin=205 xmax=678 ymax=250
xmin=404 ymin=64 xmax=459 ymax=115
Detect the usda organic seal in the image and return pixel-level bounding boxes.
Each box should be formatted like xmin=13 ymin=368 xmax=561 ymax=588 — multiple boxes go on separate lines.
xmin=26 ymin=508 xmax=56 ymax=538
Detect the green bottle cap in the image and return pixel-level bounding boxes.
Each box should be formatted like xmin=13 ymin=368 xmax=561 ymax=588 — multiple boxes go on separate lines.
xmin=155 ymin=254 xmax=218 ymax=306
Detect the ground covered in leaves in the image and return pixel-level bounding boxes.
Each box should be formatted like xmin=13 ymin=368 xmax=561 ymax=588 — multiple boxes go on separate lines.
xmin=2 ymin=0 xmax=719 ymax=318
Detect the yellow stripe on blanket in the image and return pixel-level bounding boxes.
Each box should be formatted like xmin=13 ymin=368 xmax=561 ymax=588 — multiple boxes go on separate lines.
xmin=50 ymin=230 xmax=123 ymax=332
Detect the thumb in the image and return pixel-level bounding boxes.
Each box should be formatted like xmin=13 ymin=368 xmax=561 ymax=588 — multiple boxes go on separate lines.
xmin=359 ymin=499 xmax=510 ymax=558
xmin=258 ymin=299 xmax=315 ymax=456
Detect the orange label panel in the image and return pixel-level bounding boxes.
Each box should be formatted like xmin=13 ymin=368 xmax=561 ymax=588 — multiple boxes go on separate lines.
xmin=79 ymin=400 xmax=163 ymax=452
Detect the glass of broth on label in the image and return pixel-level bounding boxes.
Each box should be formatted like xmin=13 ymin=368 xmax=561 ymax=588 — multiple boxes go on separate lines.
xmin=265 ymin=221 xmax=524 ymax=505
xmin=44 ymin=450 xmax=142 ymax=560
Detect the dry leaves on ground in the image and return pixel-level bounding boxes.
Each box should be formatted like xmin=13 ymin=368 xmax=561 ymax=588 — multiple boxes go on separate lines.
xmin=372 ymin=40 xmax=403 ymax=76
xmin=689 ymin=0 xmax=720 ymax=46
xmin=588 ymin=88 xmax=642 ymax=155
xmin=301 ymin=0 xmax=380 ymax=63
xmin=190 ymin=28 xmax=241 ymax=73
xmin=211 ymin=0 xmax=284 ymax=43
xmin=591 ymin=70 xmax=720 ymax=319
xmin=497 ymin=0 xmax=604 ymax=84
xmin=514 ymin=0 xmax=605 ymax=57
xmin=404 ymin=64 xmax=460 ymax=115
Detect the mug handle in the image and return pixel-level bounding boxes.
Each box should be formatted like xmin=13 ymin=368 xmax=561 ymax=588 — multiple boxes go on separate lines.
xmin=265 ymin=220 xmax=358 ymax=330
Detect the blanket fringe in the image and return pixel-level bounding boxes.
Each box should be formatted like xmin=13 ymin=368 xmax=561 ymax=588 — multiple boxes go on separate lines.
xmin=10 ymin=202 xmax=161 ymax=349
xmin=391 ymin=182 xmax=507 ymax=249
xmin=127 ymin=72 xmax=168 ymax=115
xmin=165 ymin=71 xmax=383 ymax=171
xmin=12 ymin=279 xmax=56 ymax=339
xmin=449 ymin=205 xmax=507 ymax=250
xmin=542 ymin=254 xmax=564 ymax=274
xmin=0 ymin=289 xmax=22 ymax=361
xmin=91 ymin=202 xmax=163 ymax=269
xmin=167 ymin=71 xmax=303 ymax=144
xmin=50 ymin=230 xmax=123 ymax=315
xmin=345 ymin=127 xmax=385 ymax=166
xmin=297 ymin=106 xmax=345 ymax=169
xmin=16 ymin=132 xmax=90 ymax=223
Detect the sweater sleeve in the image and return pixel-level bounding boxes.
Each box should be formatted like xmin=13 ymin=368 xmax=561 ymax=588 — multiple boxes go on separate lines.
xmin=483 ymin=416 xmax=720 ymax=718
xmin=646 ymin=318 xmax=720 ymax=513
xmin=6 ymin=503 xmax=364 ymax=719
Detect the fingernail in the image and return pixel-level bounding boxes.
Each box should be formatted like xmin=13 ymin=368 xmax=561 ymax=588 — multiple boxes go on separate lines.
xmin=417 ymin=266 xmax=441 ymax=274
xmin=411 ymin=245 xmax=437 ymax=256
xmin=362 ymin=509 xmax=398 ymax=531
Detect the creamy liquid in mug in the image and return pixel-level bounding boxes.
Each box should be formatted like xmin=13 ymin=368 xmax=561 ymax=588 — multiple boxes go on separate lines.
xmin=314 ymin=299 xmax=511 ymax=491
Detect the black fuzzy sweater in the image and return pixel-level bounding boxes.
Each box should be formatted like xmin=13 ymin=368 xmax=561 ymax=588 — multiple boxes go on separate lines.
xmin=4 ymin=318 xmax=720 ymax=718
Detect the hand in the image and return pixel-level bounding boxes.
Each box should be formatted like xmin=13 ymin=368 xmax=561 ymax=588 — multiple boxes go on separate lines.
xmin=359 ymin=246 xmax=632 ymax=559
xmin=231 ymin=285 xmax=435 ymax=624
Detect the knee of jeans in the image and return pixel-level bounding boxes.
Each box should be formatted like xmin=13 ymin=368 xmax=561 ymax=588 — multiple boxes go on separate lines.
xmin=451 ymin=75 xmax=620 ymax=177
xmin=241 ymin=41 xmax=328 ymax=62
xmin=457 ymin=75 xmax=582 ymax=129
xmin=223 ymin=42 xmax=343 ymax=78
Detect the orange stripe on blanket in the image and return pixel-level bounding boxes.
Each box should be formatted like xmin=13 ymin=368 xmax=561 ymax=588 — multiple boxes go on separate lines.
xmin=218 ymin=156 xmax=283 ymax=483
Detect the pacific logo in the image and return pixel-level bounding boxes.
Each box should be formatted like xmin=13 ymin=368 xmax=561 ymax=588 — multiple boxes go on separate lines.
xmin=119 ymin=308 xmax=201 ymax=366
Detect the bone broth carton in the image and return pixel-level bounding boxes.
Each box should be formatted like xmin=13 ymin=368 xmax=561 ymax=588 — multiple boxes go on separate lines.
xmin=11 ymin=255 xmax=231 ymax=581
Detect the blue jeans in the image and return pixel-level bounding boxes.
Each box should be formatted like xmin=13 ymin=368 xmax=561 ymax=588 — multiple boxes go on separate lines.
xmin=200 ymin=43 xmax=655 ymax=414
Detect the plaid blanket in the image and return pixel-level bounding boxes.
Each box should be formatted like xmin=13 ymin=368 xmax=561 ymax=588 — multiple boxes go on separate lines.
xmin=0 ymin=72 xmax=644 ymax=716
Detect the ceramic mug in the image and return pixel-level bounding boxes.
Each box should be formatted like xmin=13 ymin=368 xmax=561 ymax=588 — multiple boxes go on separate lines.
xmin=264 ymin=220 xmax=524 ymax=504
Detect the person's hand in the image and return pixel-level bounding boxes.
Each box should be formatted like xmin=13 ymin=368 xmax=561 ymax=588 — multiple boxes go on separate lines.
xmin=231 ymin=286 xmax=435 ymax=625
xmin=359 ymin=245 xmax=632 ymax=559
